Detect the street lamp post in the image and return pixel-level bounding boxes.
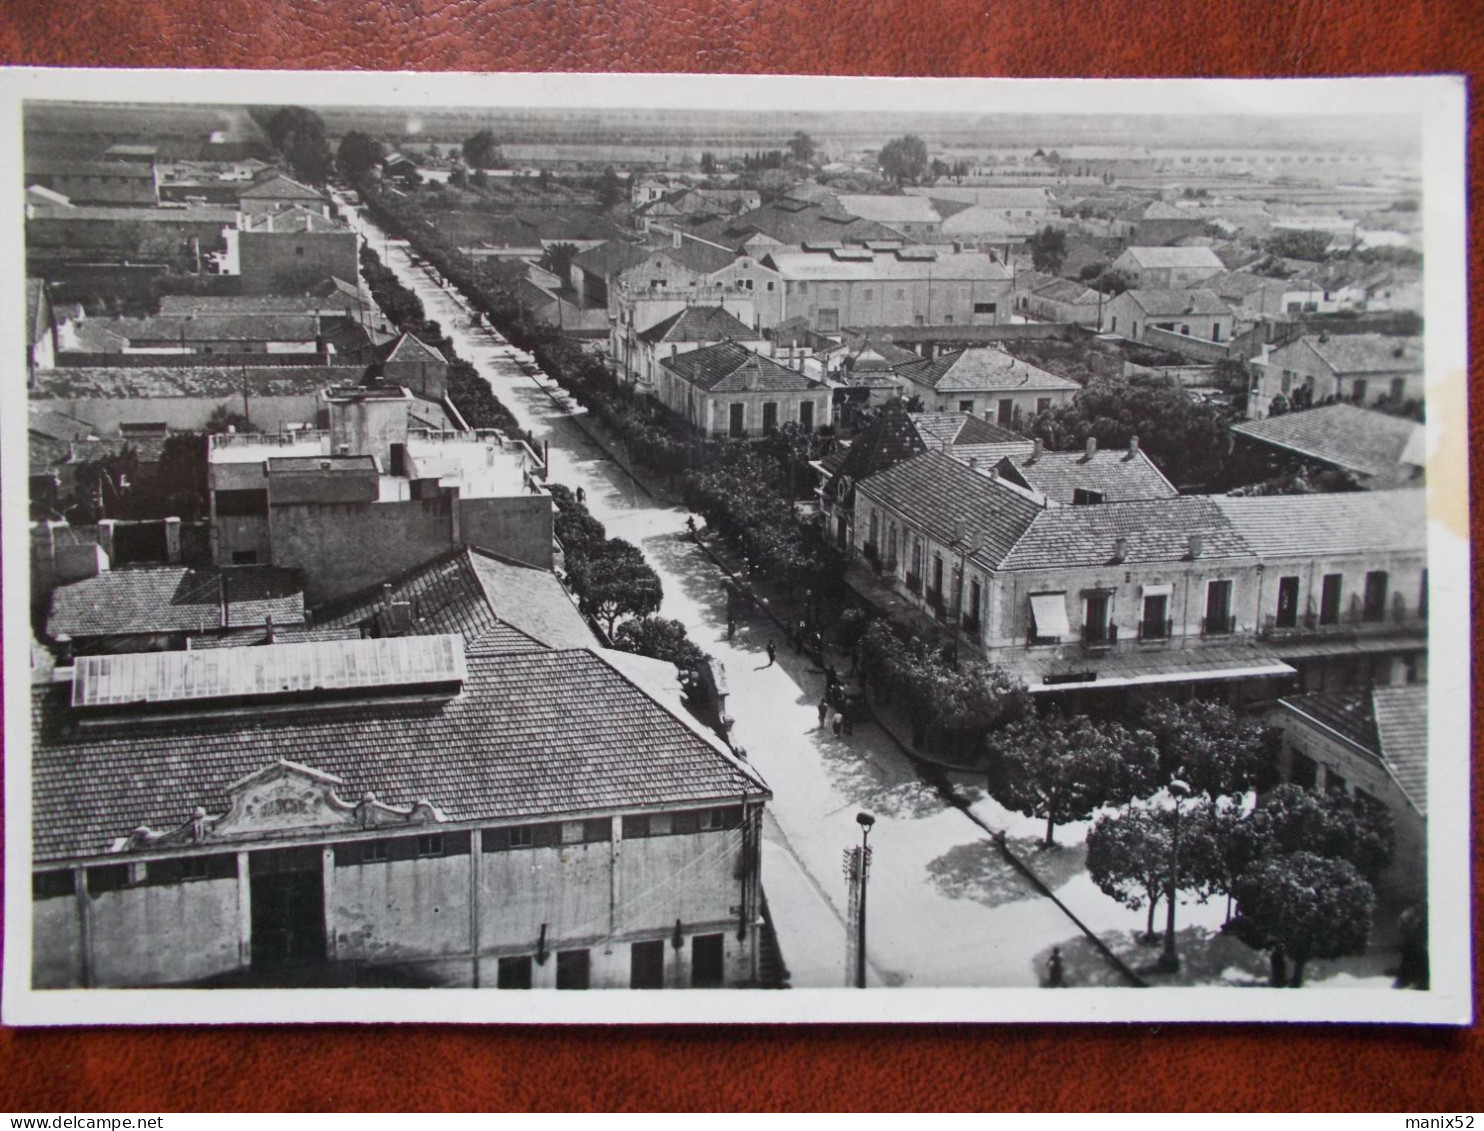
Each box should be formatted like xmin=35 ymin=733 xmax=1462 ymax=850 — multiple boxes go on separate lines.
xmin=1159 ymin=779 xmax=1192 ymax=973
xmin=855 ymin=811 xmax=875 ymax=989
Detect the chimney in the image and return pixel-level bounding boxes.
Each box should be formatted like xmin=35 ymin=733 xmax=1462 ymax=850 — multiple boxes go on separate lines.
xmin=381 ymin=582 xmax=394 ymax=609
xmin=264 ymin=614 xmax=275 ymax=644
xmin=219 ymin=572 xmax=229 ymax=629
xmin=1032 ymin=437 xmax=1044 ymax=461
xmin=1129 ymin=434 xmax=1140 ymax=455
xmin=967 ymin=457 xmax=978 ymax=470
xmin=1085 ymin=435 xmax=1097 ymax=457
xmin=1188 ymin=533 xmax=1203 ymax=559
xmin=1113 ymin=536 xmax=1128 ymax=563
xmin=672 ymin=228 xmax=682 ymax=249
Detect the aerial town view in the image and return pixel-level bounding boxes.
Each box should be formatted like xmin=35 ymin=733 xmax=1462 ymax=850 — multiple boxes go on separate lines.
xmin=10 ymin=81 xmax=1449 ymax=1016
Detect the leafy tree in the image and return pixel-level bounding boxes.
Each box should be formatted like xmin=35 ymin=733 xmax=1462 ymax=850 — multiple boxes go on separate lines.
xmin=1263 ymin=229 xmax=1333 ymax=262
xmin=258 ymin=106 xmax=333 ymax=185
xmin=1228 ymin=851 xmax=1375 ymax=986
xmin=462 ymin=129 xmax=502 ymax=170
xmin=878 ymin=134 xmax=929 ymax=186
xmin=1028 ymin=225 xmax=1068 ymax=274
xmin=699 ymin=151 xmax=717 ymax=175
xmin=1139 ymin=697 xmax=1281 ymax=799
xmin=984 ymin=712 xmax=1159 ymax=847
xmin=336 ymin=131 xmax=384 ymax=182
xmin=155 ymin=432 xmax=211 ymax=521
xmin=1179 ymin=798 xmax=1268 ymax=923
xmin=204 ymin=406 xmax=260 ymax=435
xmin=1087 ymin=268 xmax=1132 ymax=296
xmin=596 ymin=165 xmax=624 ymax=210
xmin=570 ymin=538 xmax=664 ymax=635
xmin=612 ymin=616 xmax=707 ymax=669
xmin=1086 ymin=804 xmax=1175 ymax=941
xmin=786 ymin=131 xmax=816 ymax=166
xmin=539 ymin=241 xmax=580 ymax=289
xmin=1247 ymin=783 xmax=1395 ymax=884
xmin=448 ymin=164 xmax=468 ymax=189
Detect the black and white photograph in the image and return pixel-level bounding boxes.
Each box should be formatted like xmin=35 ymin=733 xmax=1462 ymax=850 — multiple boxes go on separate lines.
xmin=0 ymin=69 xmax=1468 ymax=1026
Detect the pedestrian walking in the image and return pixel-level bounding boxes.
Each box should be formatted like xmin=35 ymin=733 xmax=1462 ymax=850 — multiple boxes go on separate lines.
xmin=831 ymin=711 xmax=844 ymax=737
xmin=1048 ymin=947 xmax=1064 ymax=988
xmin=575 ymin=485 xmax=586 ymax=505
xmin=726 ymin=613 xmax=736 ymax=640
xmin=793 ymin=619 xmax=807 ymax=653
xmin=817 ymin=698 xmax=829 ymax=729
xmin=825 ymin=664 xmax=838 ymax=688
xmin=766 ymin=640 xmax=777 ymax=667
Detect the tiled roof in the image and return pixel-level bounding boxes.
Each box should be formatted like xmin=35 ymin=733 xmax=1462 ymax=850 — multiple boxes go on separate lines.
xmin=571 ymin=239 xmax=651 ymax=279
xmin=74 ymin=312 xmax=323 ymax=344
xmin=828 ymin=401 xmax=926 ymax=500
xmin=47 ymin=566 xmax=305 ymax=640
xmin=1119 ymin=246 xmax=1224 ymax=269
xmin=1013 ymin=640 xmax=1294 ymax=694
xmin=26 ymin=157 xmax=155 ymax=179
xmin=764 ymin=249 xmax=1012 ymax=283
xmin=239 ymin=174 xmax=326 ymax=201
xmin=1002 ymin=496 xmax=1254 ymax=571
xmin=184 ymin=626 xmax=362 ymax=650
xmin=159 ymin=292 xmax=362 ymax=316
xmin=992 ymin=447 xmax=1178 ymax=504
xmin=1282 ymin=689 xmax=1376 ymax=751
xmin=31 ymin=366 xmax=339 ymax=400
xmin=1032 ymin=279 xmax=1100 ymax=305
xmin=31 ymin=647 xmax=767 ymax=861
xmin=1142 ymin=202 xmax=1195 ymax=220
xmin=910 ymin=411 xmax=1023 ymax=448
xmin=897 ymin=347 xmax=1079 ymax=394
xmin=242 ymin=207 xmax=348 ymax=234
xmin=660 ymin=341 xmax=819 ymax=394
xmin=27 ymin=205 xmax=235 ymax=224
xmin=662 ymin=238 xmax=738 ymax=277
xmin=637 ymin=305 xmax=755 ymax=345
xmin=381 ymin=331 xmax=448 ymax=365
xmin=1302 ymin=333 xmax=1424 ymax=375
xmin=1231 ymin=404 xmax=1424 ymax=481
xmin=686 ymin=200 xmax=905 ymax=251
xmin=312 ymin=547 xmax=594 ymax=653
xmin=856 ymin=449 xmax=1046 ymax=571
xmin=1211 ymin=491 xmax=1425 ymax=558
xmin=840 ymin=333 xmax=923 ymax=370
xmin=1372 ymin=684 xmax=1428 ymax=816
xmin=834 ymin=195 xmax=942 ymax=224
xmin=1122 ymin=289 xmax=1232 ymax=317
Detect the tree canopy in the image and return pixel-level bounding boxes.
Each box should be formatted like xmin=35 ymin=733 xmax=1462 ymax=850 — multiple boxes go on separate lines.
xmin=878 ymin=135 xmax=929 ymax=186
xmin=1246 ymin=783 xmax=1395 ymax=884
xmin=253 ymin=106 xmax=333 ymax=185
xmin=1228 ymin=851 xmax=1374 ymax=985
xmin=1028 ymin=226 xmax=1068 ymax=274
xmin=984 ymin=712 xmax=1158 ymax=847
xmin=462 ymin=129 xmax=503 ymax=170
xmin=569 ymin=537 xmax=664 ymax=635
xmin=1086 ymin=804 xmax=1176 ymax=940
xmin=786 ymin=131 xmax=816 ymax=166
xmin=1139 ymin=697 xmax=1281 ymax=799
xmin=612 ymin=616 xmax=707 ymax=670
xmin=336 ymin=131 xmax=384 ymax=182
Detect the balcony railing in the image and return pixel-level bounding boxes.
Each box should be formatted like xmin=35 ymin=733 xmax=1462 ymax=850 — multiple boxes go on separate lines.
xmin=1081 ymin=622 xmax=1118 ymax=651
xmin=1137 ymin=618 xmax=1174 ymax=642
xmin=1261 ymin=604 xmax=1426 ymax=640
xmin=1202 ymin=614 xmax=1237 ymax=636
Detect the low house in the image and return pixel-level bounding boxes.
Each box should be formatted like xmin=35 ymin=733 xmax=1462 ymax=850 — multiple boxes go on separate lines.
xmin=46 ymin=564 xmax=306 ymax=655
xmin=1230 ymin=403 xmax=1425 ymax=490
xmin=832 ymin=194 xmax=944 ymax=242
xmin=893 ymin=345 xmax=1080 ymax=424
xmin=238 ymin=208 xmax=359 ymax=296
xmin=1024 ymin=278 xmax=1104 ymax=326
xmin=1111 ymin=246 xmax=1225 ymax=289
xmin=680 ymin=197 xmax=908 ymax=258
xmin=25 ymin=157 xmax=159 ymax=206
xmin=1104 ymin=289 xmax=1236 ymax=347
xmin=238 ymin=174 xmax=331 ymax=218
xmin=1207 ymin=270 xmax=1326 ymax=319
xmin=29 ymin=635 xmax=771 ymax=989
xmin=1132 ymin=201 xmax=1209 ymax=246
xmin=370 ymin=331 xmax=450 ymax=402
xmin=1268 ymin=685 xmax=1426 ymax=898
xmin=983 ymin=436 xmax=1178 ymax=505
xmin=1249 ymin=333 xmax=1424 ymax=419
xmin=657 ymin=341 xmax=830 ymax=440
xmin=618 ymin=305 xmax=767 ymax=392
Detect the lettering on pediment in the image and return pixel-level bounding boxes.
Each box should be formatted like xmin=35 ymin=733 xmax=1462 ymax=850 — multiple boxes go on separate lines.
xmin=116 ymin=760 xmax=447 ymax=853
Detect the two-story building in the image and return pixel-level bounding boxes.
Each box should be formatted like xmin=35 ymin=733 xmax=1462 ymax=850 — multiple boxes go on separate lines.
xmin=893 ymin=345 xmax=1080 ymax=425
xmin=657 ymin=340 xmax=831 ymax=440
xmin=1247 ymin=333 xmax=1424 ymax=419
xmin=848 ymin=449 xmax=1425 ymax=702
xmin=616 ymin=305 xmax=768 ymax=392
xmin=762 ymin=246 xmax=1014 ymax=334
xmin=1104 ymin=288 xmax=1237 ymax=348
xmin=29 ymin=635 xmax=772 ymax=990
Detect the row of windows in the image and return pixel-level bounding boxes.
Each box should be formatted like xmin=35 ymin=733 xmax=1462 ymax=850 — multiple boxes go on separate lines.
xmin=493 ymin=933 xmax=727 ymax=990
xmin=42 ymin=809 xmax=749 ymax=896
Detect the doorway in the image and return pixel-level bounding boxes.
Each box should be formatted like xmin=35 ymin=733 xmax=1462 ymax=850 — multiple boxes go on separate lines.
xmin=249 ymin=846 xmax=325 ymax=969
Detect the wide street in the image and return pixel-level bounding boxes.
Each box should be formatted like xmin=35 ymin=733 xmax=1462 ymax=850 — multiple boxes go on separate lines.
xmin=339 ymin=201 xmax=1165 ymax=990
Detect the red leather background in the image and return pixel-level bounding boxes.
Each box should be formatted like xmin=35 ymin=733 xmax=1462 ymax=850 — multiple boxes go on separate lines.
xmin=1 ymin=0 xmax=1480 ymax=1112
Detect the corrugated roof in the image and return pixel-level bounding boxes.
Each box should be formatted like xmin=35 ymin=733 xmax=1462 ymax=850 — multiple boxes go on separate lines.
xmin=1002 ymin=495 xmax=1254 ymax=571
xmin=856 ymin=449 xmax=1046 ymax=571
xmin=48 ymin=566 xmax=305 ymax=640
xmin=993 ymin=447 xmax=1178 ymax=504
xmin=897 ymin=347 xmax=1080 ymax=394
xmin=1211 ymin=491 xmax=1425 ymax=558
xmin=1231 ymin=403 xmax=1424 ymax=480
xmin=636 ymin=305 xmax=755 ymax=346
xmin=31 ymin=647 xmax=767 ymax=861
xmin=660 ymin=341 xmax=819 ymax=394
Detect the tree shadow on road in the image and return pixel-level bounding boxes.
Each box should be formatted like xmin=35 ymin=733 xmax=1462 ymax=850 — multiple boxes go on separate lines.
xmin=924 ymin=838 xmax=1045 ymax=909
xmin=812 ymin=731 xmax=947 ymax=820
xmin=1054 ymin=926 xmax=1270 ymax=988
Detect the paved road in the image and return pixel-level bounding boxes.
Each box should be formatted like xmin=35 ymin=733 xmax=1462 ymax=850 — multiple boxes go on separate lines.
xmin=339 ymin=201 xmax=1124 ymax=989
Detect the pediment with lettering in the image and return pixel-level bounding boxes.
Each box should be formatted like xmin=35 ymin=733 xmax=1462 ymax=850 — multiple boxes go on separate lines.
xmin=115 ymin=759 xmax=447 ymax=853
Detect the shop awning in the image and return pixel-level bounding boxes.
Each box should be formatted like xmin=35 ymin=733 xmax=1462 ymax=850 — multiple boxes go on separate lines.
xmin=1140 ymin=583 xmax=1174 ymax=597
xmin=1029 ymin=592 xmax=1071 ymax=639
